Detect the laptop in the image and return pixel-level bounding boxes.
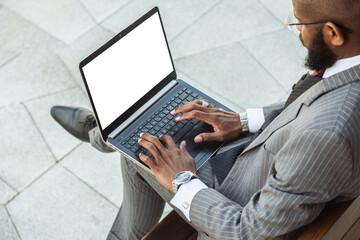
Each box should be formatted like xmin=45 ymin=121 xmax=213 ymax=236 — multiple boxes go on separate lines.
xmin=79 ymin=7 xmax=233 ymax=170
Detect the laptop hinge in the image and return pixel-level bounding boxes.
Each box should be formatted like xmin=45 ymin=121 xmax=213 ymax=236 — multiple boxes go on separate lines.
xmin=108 ymin=80 xmax=177 ymax=139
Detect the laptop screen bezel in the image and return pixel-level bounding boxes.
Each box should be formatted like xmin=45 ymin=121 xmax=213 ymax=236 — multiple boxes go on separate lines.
xmin=79 ymin=6 xmax=177 ymax=141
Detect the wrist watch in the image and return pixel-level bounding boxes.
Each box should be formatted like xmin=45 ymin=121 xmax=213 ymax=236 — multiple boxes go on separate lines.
xmin=239 ymin=111 xmax=249 ymax=133
xmin=172 ymin=171 xmax=199 ymax=194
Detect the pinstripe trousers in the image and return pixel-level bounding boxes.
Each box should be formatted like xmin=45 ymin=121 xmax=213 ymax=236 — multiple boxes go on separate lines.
xmin=88 ymin=102 xmax=284 ymax=240
xmin=89 ymin=127 xmax=252 ymax=240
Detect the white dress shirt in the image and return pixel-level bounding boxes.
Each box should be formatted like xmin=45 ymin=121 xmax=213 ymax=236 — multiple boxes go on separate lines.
xmin=171 ymin=55 xmax=360 ymax=221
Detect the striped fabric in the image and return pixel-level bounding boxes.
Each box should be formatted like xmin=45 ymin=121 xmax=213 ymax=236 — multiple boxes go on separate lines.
xmin=283 ymin=74 xmax=322 ymax=109
xmin=190 ymin=65 xmax=360 ymax=239
xmin=103 ymin=64 xmax=360 ymax=239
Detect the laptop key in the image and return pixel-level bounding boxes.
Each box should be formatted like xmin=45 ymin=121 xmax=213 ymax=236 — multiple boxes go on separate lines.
xmin=125 ymin=143 xmax=132 ymax=149
xmin=149 ymin=129 xmax=156 ymax=135
xmin=179 ymin=92 xmax=188 ymax=100
xmin=131 ymin=145 xmax=139 ymax=153
xmin=168 ymin=130 xmax=176 ymax=136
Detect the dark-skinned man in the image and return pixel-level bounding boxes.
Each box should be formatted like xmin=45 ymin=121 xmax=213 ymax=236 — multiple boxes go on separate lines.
xmin=51 ymin=0 xmax=360 ymax=239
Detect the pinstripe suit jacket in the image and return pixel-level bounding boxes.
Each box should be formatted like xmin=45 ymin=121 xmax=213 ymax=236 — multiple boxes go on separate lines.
xmin=190 ymin=65 xmax=360 ymax=239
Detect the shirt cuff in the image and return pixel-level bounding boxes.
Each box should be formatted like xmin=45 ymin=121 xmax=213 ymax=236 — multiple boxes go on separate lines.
xmin=170 ymin=179 xmax=208 ymax=221
xmin=246 ymin=108 xmax=265 ymax=133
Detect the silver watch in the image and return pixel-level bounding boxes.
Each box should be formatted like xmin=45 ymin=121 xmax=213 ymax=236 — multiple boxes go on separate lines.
xmin=172 ymin=171 xmax=198 ymax=194
xmin=239 ymin=111 xmax=249 ymax=132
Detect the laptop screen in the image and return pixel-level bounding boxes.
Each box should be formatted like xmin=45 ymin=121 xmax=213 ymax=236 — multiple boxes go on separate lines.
xmin=82 ymin=11 xmax=174 ymax=129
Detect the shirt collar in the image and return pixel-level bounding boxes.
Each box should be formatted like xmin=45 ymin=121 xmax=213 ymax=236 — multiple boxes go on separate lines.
xmin=323 ymin=54 xmax=360 ymax=78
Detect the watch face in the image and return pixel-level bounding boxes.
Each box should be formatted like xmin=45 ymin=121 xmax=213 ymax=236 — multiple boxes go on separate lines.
xmin=176 ymin=171 xmax=192 ymax=183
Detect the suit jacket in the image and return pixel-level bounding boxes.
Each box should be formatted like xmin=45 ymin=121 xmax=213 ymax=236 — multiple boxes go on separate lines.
xmin=190 ymin=64 xmax=360 ymax=239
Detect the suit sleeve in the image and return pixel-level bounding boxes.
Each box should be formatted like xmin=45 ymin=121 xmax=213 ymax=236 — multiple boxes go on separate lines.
xmin=189 ymin=129 xmax=353 ymax=239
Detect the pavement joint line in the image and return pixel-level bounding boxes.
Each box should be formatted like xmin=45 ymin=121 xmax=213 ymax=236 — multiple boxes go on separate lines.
xmin=99 ymin=0 xmax=134 ymax=27
xmin=0 ymin=175 xmax=18 ymax=193
xmin=0 ymin=52 xmax=21 ymax=69
xmin=4 ymin=162 xmax=57 ymax=205
xmin=3 ymin=6 xmax=67 ymax=46
xmin=75 ymin=0 xmax=97 ymax=24
xmin=168 ymin=0 xmax=223 ymax=42
xmin=256 ymin=0 xmax=291 ymax=27
xmin=57 ymin=142 xmax=83 ymax=162
xmin=59 ymin=164 xmax=120 ymax=209
xmin=4 ymin=205 xmax=22 ymax=240
xmin=21 ymin=103 xmax=58 ymax=162
xmin=234 ymin=41 xmax=288 ymax=93
xmin=177 ymin=70 xmax=244 ymax=111
xmin=21 ymin=86 xmax=79 ymax=105
xmin=239 ymin=27 xmax=286 ymax=43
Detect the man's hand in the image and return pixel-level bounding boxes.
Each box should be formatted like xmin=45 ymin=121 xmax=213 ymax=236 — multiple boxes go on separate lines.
xmin=138 ymin=133 xmax=196 ymax=193
xmin=171 ymin=99 xmax=243 ymax=143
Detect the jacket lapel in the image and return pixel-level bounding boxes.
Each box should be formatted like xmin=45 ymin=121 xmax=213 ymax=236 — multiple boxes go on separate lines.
xmin=241 ymin=64 xmax=360 ymax=155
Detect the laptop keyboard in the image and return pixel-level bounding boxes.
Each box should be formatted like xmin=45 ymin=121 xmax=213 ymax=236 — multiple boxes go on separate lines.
xmin=119 ymin=87 xmax=210 ymax=159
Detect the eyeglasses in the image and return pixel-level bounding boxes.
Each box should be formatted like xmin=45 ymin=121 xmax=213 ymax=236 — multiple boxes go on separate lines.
xmin=285 ymin=10 xmax=353 ymax=34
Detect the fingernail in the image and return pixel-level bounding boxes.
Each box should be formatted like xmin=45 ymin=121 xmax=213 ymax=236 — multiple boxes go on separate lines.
xmin=175 ymin=116 xmax=180 ymax=121
xmin=194 ymin=136 xmax=202 ymax=143
xmin=171 ymin=110 xmax=175 ymax=115
xmin=140 ymin=133 xmax=144 ymax=137
xmin=159 ymin=135 xmax=163 ymax=139
xmin=138 ymin=153 xmax=142 ymax=157
xmin=138 ymin=138 xmax=141 ymax=143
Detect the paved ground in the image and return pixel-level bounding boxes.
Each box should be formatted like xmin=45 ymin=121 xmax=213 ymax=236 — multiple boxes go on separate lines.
xmin=0 ymin=0 xmax=308 ymax=239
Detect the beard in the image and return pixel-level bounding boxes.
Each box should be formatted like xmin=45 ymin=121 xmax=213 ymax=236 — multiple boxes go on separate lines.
xmin=302 ymin=30 xmax=338 ymax=71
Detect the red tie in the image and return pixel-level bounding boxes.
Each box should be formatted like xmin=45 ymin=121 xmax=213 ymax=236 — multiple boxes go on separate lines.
xmin=311 ymin=69 xmax=325 ymax=78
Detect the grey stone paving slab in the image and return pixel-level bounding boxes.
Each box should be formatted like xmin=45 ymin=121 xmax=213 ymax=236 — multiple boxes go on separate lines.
xmin=101 ymin=0 xmax=220 ymax=42
xmin=0 ymin=51 xmax=18 ymax=67
xmin=79 ymin=0 xmax=130 ymax=23
xmin=3 ymin=0 xmax=95 ymax=44
xmin=0 ymin=8 xmax=65 ymax=52
xmin=61 ymin=143 xmax=123 ymax=207
xmin=242 ymin=29 xmax=308 ymax=91
xmin=259 ymin=0 xmax=293 ymax=23
xmin=59 ymin=26 xmax=114 ymax=90
xmin=0 ymin=53 xmax=76 ymax=107
xmin=7 ymin=165 xmax=118 ymax=240
xmin=0 ymin=178 xmax=17 ymax=205
xmin=177 ymin=70 xmax=242 ymax=112
xmin=0 ymin=104 xmax=55 ymax=191
xmin=24 ymin=88 xmax=91 ymax=161
xmin=175 ymin=43 xmax=286 ymax=109
xmin=0 ymin=205 xmax=20 ymax=240
xmin=170 ymin=0 xmax=283 ymax=59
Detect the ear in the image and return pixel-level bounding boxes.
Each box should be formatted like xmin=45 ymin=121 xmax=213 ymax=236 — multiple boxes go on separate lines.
xmin=323 ymin=22 xmax=345 ymax=47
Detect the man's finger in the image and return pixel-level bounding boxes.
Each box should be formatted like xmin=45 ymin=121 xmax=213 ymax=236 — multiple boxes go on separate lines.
xmin=171 ymin=101 xmax=212 ymax=116
xmin=175 ymin=110 xmax=213 ymax=124
xmin=160 ymin=135 xmax=177 ymax=150
xmin=138 ymin=137 xmax=162 ymax=160
xmin=179 ymin=140 xmax=192 ymax=159
xmin=194 ymin=132 xmax=225 ymax=143
xmin=139 ymin=153 xmax=156 ymax=169
xmin=140 ymin=133 xmax=166 ymax=154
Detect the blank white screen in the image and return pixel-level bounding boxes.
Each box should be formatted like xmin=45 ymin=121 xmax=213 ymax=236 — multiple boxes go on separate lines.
xmin=82 ymin=12 xmax=173 ymax=129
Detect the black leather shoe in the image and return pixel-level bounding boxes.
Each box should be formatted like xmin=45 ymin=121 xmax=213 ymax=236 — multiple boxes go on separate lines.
xmin=50 ymin=106 xmax=97 ymax=142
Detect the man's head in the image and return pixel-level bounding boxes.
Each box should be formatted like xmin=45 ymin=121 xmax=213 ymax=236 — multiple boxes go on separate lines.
xmin=292 ymin=0 xmax=360 ymax=70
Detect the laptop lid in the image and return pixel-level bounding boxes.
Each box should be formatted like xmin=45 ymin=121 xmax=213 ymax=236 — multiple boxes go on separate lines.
xmin=79 ymin=7 xmax=176 ymax=141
